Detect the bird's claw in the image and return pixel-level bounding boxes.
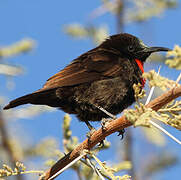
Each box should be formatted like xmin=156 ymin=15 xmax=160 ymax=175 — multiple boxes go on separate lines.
xmin=101 ymin=118 xmax=114 ymax=131
xmin=86 ymin=127 xmax=96 ymax=140
xmin=117 ymin=129 xmax=125 ymax=140
xmin=98 ymin=140 xmax=105 ymax=147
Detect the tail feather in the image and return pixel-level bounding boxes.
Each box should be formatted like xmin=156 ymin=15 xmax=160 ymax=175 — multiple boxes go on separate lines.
xmin=4 ymin=93 xmax=34 ymax=110
xmin=3 ymin=89 xmax=58 ymax=110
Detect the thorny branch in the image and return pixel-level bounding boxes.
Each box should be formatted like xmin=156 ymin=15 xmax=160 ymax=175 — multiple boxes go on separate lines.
xmin=40 ymin=85 xmax=181 ymax=180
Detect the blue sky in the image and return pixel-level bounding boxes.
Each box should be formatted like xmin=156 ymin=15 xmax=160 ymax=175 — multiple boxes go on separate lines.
xmin=1 ymin=1 xmax=181 ymax=180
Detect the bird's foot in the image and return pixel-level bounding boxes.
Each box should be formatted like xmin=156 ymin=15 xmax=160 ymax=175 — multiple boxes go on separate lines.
xmin=86 ymin=127 xmax=96 ymax=140
xmin=101 ymin=118 xmax=115 ymax=131
xmin=85 ymin=121 xmax=105 ymax=147
xmin=98 ymin=140 xmax=105 ymax=147
xmin=117 ymin=129 xmax=125 ymax=140
xmin=85 ymin=121 xmax=96 ymax=140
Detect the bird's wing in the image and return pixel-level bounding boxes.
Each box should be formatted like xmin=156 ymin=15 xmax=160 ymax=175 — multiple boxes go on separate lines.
xmin=38 ymin=49 xmax=123 ymax=92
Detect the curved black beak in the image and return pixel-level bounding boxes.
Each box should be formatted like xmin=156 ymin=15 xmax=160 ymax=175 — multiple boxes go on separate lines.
xmin=146 ymin=47 xmax=172 ymax=53
xmin=136 ymin=46 xmax=171 ymax=62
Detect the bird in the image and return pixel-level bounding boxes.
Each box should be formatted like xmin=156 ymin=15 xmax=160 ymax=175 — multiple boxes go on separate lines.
xmin=3 ymin=33 xmax=170 ymax=133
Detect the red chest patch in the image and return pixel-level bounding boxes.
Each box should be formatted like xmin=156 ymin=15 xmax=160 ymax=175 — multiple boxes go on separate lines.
xmin=135 ymin=59 xmax=146 ymax=87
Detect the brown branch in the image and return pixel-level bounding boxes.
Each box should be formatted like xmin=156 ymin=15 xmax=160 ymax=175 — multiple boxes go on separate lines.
xmin=40 ymin=85 xmax=181 ymax=180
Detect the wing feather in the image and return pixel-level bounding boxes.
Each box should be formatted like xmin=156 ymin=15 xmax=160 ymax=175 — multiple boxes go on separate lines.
xmin=39 ymin=49 xmax=124 ymax=92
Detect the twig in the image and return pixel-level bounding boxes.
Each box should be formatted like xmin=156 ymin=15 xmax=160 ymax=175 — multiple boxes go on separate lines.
xmin=116 ymin=0 xmax=124 ymax=33
xmin=80 ymin=159 xmax=112 ymax=180
xmin=0 ymin=111 xmax=24 ymax=180
xmin=85 ymin=156 xmax=105 ymax=180
xmin=40 ymin=85 xmax=181 ymax=180
xmin=146 ymin=70 xmax=181 ymax=145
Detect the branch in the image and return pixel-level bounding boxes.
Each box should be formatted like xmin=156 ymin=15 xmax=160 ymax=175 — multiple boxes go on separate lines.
xmin=40 ymin=85 xmax=181 ymax=180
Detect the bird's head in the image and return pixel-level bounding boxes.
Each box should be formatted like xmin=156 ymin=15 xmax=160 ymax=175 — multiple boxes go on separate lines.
xmin=100 ymin=33 xmax=171 ymax=62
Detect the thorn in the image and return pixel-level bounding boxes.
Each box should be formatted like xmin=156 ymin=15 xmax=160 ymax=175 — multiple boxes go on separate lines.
xmin=145 ymin=66 xmax=161 ymax=105
xmin=95 ymin=105 xmax=116 ymax=119
xmin=150 ymin=120 xmax=181 ymax=145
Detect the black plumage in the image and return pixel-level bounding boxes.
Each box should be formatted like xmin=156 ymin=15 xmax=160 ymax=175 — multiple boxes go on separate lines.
xmin=4 ymin=33 xmax=170 ymax=129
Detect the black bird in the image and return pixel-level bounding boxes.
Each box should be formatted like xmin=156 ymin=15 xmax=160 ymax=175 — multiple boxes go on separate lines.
xmin=4 ymin=33 xmax=170 ymax=131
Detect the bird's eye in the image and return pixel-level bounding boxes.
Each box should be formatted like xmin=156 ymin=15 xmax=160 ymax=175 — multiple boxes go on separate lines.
xmin=128 ymin=45 xmax=134 ymax=52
